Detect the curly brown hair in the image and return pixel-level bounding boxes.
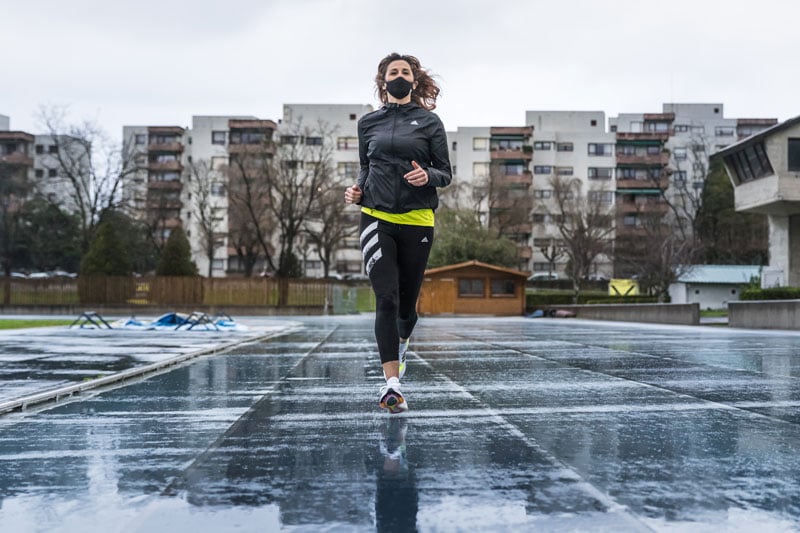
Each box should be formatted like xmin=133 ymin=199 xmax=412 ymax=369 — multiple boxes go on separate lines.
xmin=374 ymin=53 xmax=440 ymax=111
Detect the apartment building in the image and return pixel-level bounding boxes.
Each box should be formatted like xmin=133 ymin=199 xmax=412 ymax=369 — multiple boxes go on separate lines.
xmin=280 ymin=104 xmax=373 ymax=278
xmin=1 ymin=116 xmax=85 ymax=214
xmin=445 ymin=126 xmax=535 ymax=272
xmin=122 ymin=104 xmax=372 ymax=278
xmin=525 ymin=111 xmax=616 ymax=278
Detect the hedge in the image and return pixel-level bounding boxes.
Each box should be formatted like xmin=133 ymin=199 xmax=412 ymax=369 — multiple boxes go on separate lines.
xmin=741 ymin=287 xmax=800 ymax=300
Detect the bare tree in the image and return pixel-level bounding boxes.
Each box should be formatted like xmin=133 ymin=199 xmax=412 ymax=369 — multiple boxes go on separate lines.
xmin=539 ymin=242 xmax=564 ymax=278
xmin=659 ymin=132 xmax=712 ymax=243
xmin=304 ymin=183 xmax=358 ymax=278
xmin=488 ymin=161 xmax=532 ymax=238
xmin=227 ymin=142 xmax=277 ymax=277
xmin=37 ymin=106 xmax=139 ymax=252
xmin=550 ymin=176 xmax=615 ymax=302
xmin=187 ymin=159 xmax=227 ymax=277
xmin=623 ymin=211 xmax=700 ymax=302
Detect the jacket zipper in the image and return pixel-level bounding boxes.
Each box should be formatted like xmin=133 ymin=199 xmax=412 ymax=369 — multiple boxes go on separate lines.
xmin=391 ymin=107 xmax=400 ymax=211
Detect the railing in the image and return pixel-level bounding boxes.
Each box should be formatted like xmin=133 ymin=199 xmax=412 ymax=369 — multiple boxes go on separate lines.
xmin=1 ymin=276 xmax=334 ymax=308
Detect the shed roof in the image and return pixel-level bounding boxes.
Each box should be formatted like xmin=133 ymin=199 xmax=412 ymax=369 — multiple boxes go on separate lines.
xmin=425 ymin=260 xmax=529 ymax=278
xmin=676 ymin=265 xmax=761 ymax=284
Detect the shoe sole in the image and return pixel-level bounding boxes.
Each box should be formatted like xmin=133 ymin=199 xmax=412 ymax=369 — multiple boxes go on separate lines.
xmin=380 ymin=392 xmax=408 ymax=414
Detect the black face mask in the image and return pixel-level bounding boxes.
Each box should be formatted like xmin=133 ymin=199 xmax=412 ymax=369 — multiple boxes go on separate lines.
xmin=386 ymin=77 xmax=413 ymax=99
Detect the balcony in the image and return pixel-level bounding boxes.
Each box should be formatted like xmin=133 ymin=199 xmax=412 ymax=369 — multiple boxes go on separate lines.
xmin=490 ymin=126 xmax=533 ymax=136
xmin=148 ymin=141 xmax=184 ymax=153
xmin=147 ymin=199 xmax=183 ymax=210
xmin=503 ymin=223 xmax=533 ymax=235
xmin=517 ymin=245 xmax=533 ymax=259
xmin=616 ymin=178 xmax=669 ymax=190
xmin=616 ymin=132 xmax=669 ymax=143
xmin=490 ymin=148 xmax=532 ymax=161
xmin=147 ymin=160 xmax=183 ymax=172
xmin=0 ymin=151 xmax=34 ymax=167
xmin=147 ymin=180 xmax=183 ymax=191
xmin=227 ymin=142 xmax=276 ymax=155
xmin=493 ymin=171 xmax=532 ymax=187
xmin=616 ymin=152 xmax=669 ymax=166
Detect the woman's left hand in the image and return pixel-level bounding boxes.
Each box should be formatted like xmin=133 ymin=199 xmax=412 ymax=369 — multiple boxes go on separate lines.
xmin=404 ymin=161 xmax=429 ymax=187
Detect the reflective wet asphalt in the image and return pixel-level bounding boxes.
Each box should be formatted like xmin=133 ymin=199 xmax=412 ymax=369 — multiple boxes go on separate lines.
xmin=1 ymin=315 xmax=800 ymax=532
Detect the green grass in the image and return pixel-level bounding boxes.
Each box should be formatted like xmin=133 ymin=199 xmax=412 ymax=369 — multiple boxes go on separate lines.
xmin=0 ymin=319 xmax=74 ymax=330
xmin=700 ymin=309 xmax=729 ymax=317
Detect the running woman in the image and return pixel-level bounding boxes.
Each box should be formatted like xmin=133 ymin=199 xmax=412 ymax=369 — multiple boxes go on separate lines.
xmin=344 ymin=52 xmax=452 ymax=414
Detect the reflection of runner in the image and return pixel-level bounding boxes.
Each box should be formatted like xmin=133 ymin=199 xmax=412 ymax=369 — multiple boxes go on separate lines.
xmin=375 ymin=418 xmax=418 ymax=532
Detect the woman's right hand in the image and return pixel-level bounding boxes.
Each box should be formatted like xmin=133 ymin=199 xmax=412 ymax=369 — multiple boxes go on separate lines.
xmin=344 ymin=184 xmax=362 ymax=204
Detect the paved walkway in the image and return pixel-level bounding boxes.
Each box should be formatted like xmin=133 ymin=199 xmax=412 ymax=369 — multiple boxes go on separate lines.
xmin=1 ymin=315 xmax=800 ymax=532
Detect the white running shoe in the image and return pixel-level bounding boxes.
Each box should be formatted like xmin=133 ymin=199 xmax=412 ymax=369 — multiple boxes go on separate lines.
xmin=398 ymin=338 xmax=409 ymax=379
xmin=379 ymin=381 xmax=408 ymax=414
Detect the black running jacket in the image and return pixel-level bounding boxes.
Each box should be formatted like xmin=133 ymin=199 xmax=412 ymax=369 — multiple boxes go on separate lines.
xmin=357 ymin=102 xmax=452 ymax=213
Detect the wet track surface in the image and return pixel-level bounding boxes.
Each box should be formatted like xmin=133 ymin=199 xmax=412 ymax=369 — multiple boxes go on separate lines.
xmin=1 ymin=316 xmax=800 ymax=532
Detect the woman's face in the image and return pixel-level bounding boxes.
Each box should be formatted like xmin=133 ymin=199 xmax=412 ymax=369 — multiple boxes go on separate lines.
xmin=385 ymin=59 xmax=414 ymax=85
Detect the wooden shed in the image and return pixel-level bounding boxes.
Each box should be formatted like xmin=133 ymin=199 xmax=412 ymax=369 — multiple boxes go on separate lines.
xmin=417 ymin=260 xmax=529 ymax=316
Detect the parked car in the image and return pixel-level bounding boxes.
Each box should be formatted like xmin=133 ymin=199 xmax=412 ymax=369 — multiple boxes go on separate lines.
xmin=528 ymin=273 xmax=560 ymax=281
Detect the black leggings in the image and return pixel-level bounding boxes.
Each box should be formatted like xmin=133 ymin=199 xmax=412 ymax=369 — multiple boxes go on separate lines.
xmin=360 ymin=213 xmax=434 ymax=365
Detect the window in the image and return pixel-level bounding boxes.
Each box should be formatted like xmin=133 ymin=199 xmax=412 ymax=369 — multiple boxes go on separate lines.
xmin=588 ymin=191 xmax=614 ymax=204
xmin=35 ymin=169 xmax=44 ymax=177
xmin=473 ymin=137 xmax=489 ymax=151
xmin=48 ymin=168 xmax=57 ymax=177
xmin=788 ymin=139 xmax=800 ymax=171
xmin=673 ymin=147 xmax=687 ymax=161
xmin=48 ymin=145 xmax=58 ymax=154
xmin=533 ymin=189 xmax=552 ymax=199
xmin=282 ymin=160 xmax=303 ymax=170
xmin=588 ymin=143 xmax=613 ymax=156
xmin=210 ymin=131 xmax=225 ymax=145
xmin=491 ymin=138 xmax=524 ymax=151
xmin=349 ymin=114 xmax=357 ymax=120
xmin=338 ymin=161 xmax=359 ymax=179
xmin=280 ymin=135 xmax=300 ymax=145
xmin=691 ymin=125 xmax=705 ymax=133
xmin=305 ymin=136 xmax=323 ymax=146
xmin=533 ymin=238 xmax=552 ymax=247
xmin=135 ymin=134 xmax=147 ymax=145
xmin=588 ymin=167 xmax=613 ymax=180
xmin=647 ymin=146 xmax=661 ymax=155
xmin=645 ymin=121 xmax=670 ymax=132
xmin=491 ymin=279 xmax=516 ymax=297
xmin=725 ymin=142 xmax=773 ymax=184
xmin=500 ymin=162 xmax=525 ymax=175
xmin=459 ymin=278 xmax=484 ymax=297
xmin=211 ymin=182 xmax=226 ymax=196
xmin=533 ymin=141 xmax=552 ymax=151
xmin=591 ymin=119 xmax=598 ymax=127
xmin=623 ymin=214 xmax=638 ymax=226
xmin=673 ymin=170 xmax=687 ymax=182
xmin=674 ymin=124 xmax=689 ymax=132
xmin=556 ymin=142 xmax=574 ymax=152
xmin=231 ymin=131 xmax=265 ymax=144
xmin=533 ymin=165 xmax=552 ymax=174
xmin=715 ymin=126 xmax=735 ymax=137
xmin=337 ymin=136 xmax=358 ymax=150
xmin=212 ymin=259 xmax=225 ymax=270
xmin=211 ymin=156 xmax=228 ymax=170
xmin=473 ymin=162 xmax=490 ymax=178
xmin=35 ymin=144 xmax=44 ymax=154
xmin=556 ymin=166 xmax=573 ymax=176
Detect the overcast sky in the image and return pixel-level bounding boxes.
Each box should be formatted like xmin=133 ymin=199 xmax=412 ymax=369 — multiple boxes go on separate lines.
xmin=3 ymin=0 xmax=799 ymax=139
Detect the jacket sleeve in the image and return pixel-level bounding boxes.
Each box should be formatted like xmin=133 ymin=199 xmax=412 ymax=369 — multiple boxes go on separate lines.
xmin=357 ymin=120 xmax=369 ymax=192
xmin=425 ymin=116 xmax=452 ymax=188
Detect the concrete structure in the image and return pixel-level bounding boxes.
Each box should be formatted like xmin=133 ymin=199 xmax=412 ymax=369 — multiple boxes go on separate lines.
xmin=714 ymin=115 xmax=800 ymax=287
xmin=539 ymin=302 xmax=700 ymax=325
xmin=0 ymin=114 xmax=9 ymax=130
xmin=729 ymin=299 xmax=800 ymax=329
xmin=668 ymin=264 xmax=760 ymax=310
xmin=418 ymin=260 xmax=529 ymax=316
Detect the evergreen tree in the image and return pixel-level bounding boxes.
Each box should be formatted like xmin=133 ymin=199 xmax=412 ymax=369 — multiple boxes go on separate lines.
xmin=428 ymin=210 xmax=518 ymax=268
xmin=19 ymin=198 xmax=82 ymax=272
xmin=696 ymin=159 xmax=768 ymax=265
xmin=79 ymin=220 xmax=132 ymax=276
xmin=156 ymin=227 xmax=198 ymax=276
